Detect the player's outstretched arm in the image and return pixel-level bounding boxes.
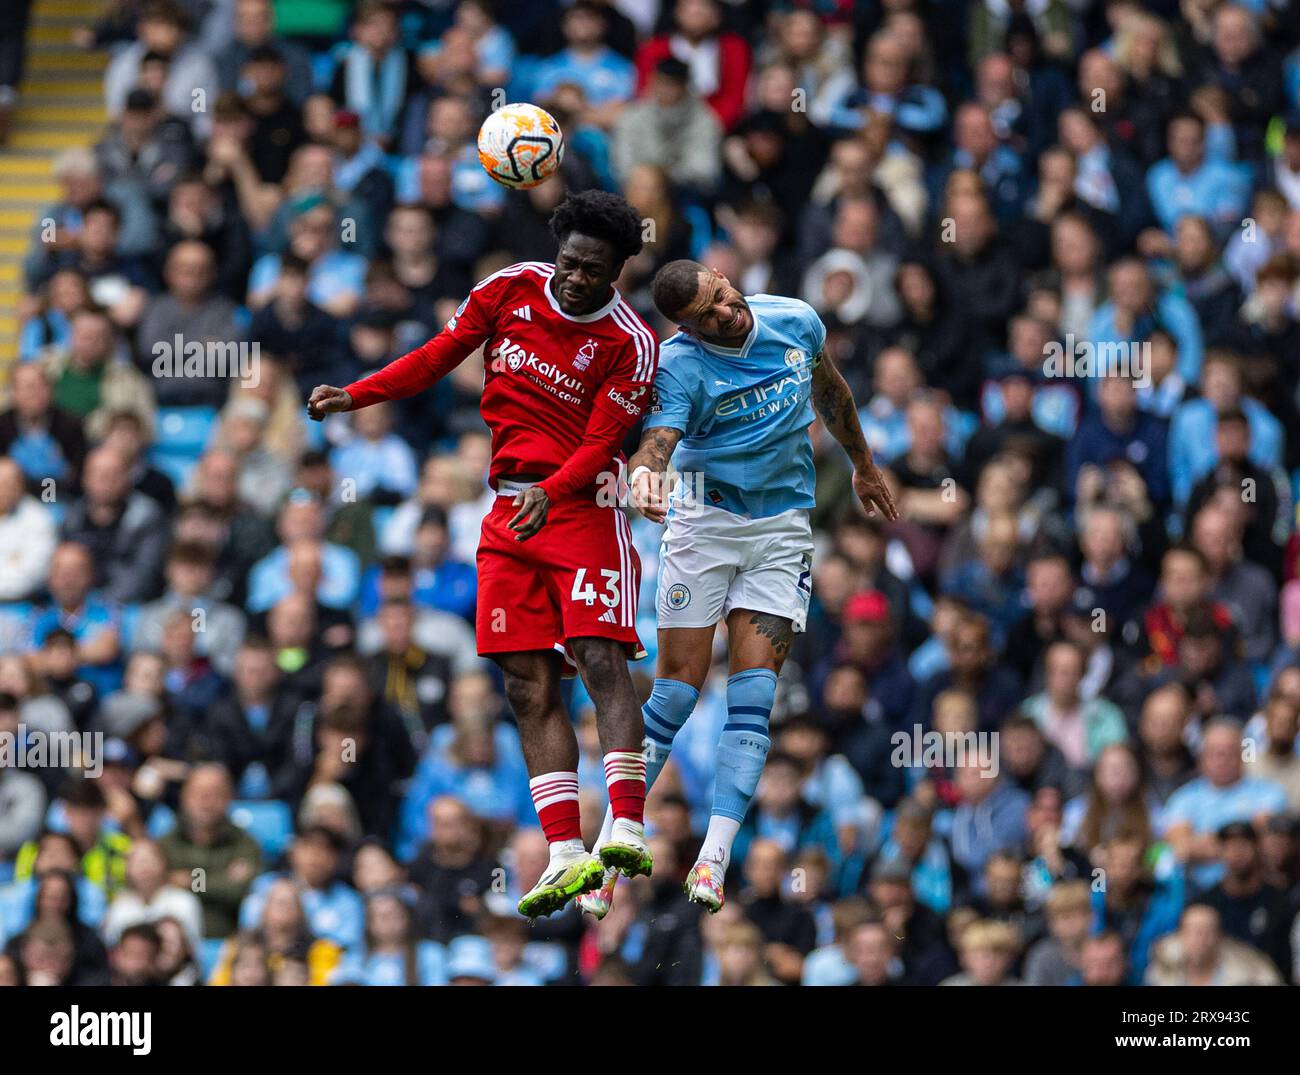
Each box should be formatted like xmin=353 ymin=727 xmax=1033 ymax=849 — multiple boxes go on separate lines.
xmin=308 ymin=299 xmax=492 ymax=423
xmin=810 ymin=349 xmax=899 ymax=521
xmin=627 ymin=426 xmax=683 ymax=524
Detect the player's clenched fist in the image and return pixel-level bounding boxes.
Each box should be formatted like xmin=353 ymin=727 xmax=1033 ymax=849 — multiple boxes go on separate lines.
xmin=630 ymin=466 xmax=669 ymax=523
xmin=307 ymin=385 xmax=352 ymax=421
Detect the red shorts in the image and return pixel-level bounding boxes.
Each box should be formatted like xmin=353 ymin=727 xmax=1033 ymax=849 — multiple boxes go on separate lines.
xmin=476 ymin=490 xmax=645 ymax=665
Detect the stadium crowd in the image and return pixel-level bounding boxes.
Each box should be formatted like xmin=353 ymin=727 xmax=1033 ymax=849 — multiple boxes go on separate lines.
xmin=1 ymin=0 xmax=1300 ymax=987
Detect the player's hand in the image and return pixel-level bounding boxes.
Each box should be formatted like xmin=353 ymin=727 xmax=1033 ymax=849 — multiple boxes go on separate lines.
xmin=307 ymin=385 xmax=352 ymax=421
xmin=509 ymin=486 xmax=549 ymax=541
xmin=631 ymin=468 xmax=669 ymax=524
xmin=853 ymin=462 xmax=899 ymax=521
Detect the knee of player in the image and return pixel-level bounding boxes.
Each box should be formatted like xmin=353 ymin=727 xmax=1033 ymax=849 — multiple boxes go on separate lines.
xmin=501 ymin=669 xmax=553 ymax=719
xmin=570 ymin=637 xmax=627 ymax=687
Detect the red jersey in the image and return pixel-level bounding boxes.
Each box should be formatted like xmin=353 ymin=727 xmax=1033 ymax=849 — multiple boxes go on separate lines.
xmin=344 ymin=261 xmax=658 ymax=501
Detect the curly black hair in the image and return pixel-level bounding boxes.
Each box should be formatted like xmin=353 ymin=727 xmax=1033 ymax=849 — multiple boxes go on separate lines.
xmin=549 ymin=189 xmax=644 ymax=263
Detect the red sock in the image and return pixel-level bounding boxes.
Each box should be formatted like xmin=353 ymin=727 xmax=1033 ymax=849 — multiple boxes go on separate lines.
xmin=603 ymin=751 xmax=646 ymax=825
xmin=528 ymin=771 xmax=581 ymax=844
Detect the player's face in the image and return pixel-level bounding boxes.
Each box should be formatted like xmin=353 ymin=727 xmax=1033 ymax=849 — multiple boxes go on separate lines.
xmin=677 ymin=270 xmax=752 ymax=344
xmin=552 ymin=233 xmax=620 ymax=315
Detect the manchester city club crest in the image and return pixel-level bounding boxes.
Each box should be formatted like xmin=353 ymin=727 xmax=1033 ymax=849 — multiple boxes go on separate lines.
xmin=666 ymin=583 xmax=691 ymax=610
xmin=785 ymin=347 xmax=806 ymax=369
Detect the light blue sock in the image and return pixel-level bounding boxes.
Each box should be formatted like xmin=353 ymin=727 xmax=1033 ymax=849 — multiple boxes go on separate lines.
xmin=641 ymin=677 xmax=699 ymax=790
xmin=598 ymin=678 xmax=699 ymax=848
xmin=713 ymin=668 xmax=776 ymax=823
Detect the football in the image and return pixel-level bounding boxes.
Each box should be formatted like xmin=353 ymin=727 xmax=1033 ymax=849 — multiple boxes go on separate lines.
xmin=477 ymin=102 xmax=565 ymax=190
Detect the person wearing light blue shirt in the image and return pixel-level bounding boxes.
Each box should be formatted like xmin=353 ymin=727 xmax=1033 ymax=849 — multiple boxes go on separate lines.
xmin=527 ymin=3 xmax=635 ymax=110
xmin=239 ymin=869 xmax=366 ymax=952
xmin=1086 ymin=258 xmax=1204 ymax=384
xmin=1158 ymin=719 xmax=1288 ymax=889
xmin=245 ymin=539 xmax=361 ymax=614
xmin=577 ymin=260 xmax=899 ymax=918
xmin=1145 ymin=112 xmax=1251 ymax=236
xmin=329 ymin=418 xmax=419 ymax=503
xmin=330 ymin=889 xmax=445 ymax=984
xmin=395 ymin=721 xmax=534 ymax=862
xmin=1167 ymin=354 xmax=1284 ymax=505
xmin=248 ymin=248 xmax=368 ymax=315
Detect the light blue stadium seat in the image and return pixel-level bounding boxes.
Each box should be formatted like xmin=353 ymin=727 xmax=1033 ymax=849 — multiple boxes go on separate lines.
xmin=229 ymin=800 xmax=295 ymax=859
xmin=150 ymin=405 xmax=219 ymax=491
xmin=200 ymin=937 xmax=226 ymax=981
xmin=153 ymin=405 xmax=219 ymax=454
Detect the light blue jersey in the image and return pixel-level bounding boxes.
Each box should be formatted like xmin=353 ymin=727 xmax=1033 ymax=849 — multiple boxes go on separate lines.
xmin=644 ymin=294 xmax=824 ymax=519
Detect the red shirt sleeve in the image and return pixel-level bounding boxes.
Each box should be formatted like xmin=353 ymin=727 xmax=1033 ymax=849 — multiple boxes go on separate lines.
xmin=537 ymin=335 xmax=658 ymax=501
xmin=635 ymin=38 xmax=671 ymax=96
xmin=343 ymin=277 xmax=502 ymax=410
xmin=711 ymin=34 xmax=752 ymax=132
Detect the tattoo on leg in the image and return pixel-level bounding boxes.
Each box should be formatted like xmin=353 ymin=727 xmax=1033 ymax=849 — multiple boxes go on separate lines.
xmin=748 ymin=612 xmax=794 ymax=658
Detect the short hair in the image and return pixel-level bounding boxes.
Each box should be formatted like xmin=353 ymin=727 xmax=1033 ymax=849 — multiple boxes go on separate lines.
xmin=59 ymin=777 xmax=107 ymax=810
xmin=651 ymin=259 xmax=706 ymax=319
xmin=118 ymin=922 xmax=162 ymax=949
xmin=1045 ymin=879 xmax=1092 ymax=917
xmin=140 ymin=0 xmax=187 ymax=27
xmin=167 ymin=540 xmax=215 ymax=567
xmin=81 ymin=198 xmax=120 ymax=225
xmin=549 ymin=190 xmax=644 ymax=263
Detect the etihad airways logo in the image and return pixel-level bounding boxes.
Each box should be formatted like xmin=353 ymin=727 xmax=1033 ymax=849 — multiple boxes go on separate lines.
xmin=489 ymin=337 xmax=587 ymax=400
xmin=715 ymin=367 xmax=811 ymax=421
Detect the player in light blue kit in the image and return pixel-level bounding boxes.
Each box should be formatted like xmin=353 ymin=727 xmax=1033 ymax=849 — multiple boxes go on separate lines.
xmin=578 ymin=260 xmax=898 ymax=917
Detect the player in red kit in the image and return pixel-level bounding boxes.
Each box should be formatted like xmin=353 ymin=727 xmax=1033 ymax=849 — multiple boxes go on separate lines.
xmin=307 ymin=191 xmax=657 ymax=917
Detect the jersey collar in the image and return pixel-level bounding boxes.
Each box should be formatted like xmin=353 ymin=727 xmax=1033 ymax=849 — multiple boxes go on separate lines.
xmin=544 ymin=276 xmax=622 ymax=323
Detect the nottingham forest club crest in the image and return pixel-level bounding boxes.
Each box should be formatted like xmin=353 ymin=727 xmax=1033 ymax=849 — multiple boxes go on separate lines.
xmin=573 ymin=339 xmax=597 ymax=371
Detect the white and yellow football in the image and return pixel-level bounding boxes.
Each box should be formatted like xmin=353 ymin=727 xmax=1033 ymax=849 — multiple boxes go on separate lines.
xmin=477 ymin=102 xmax=565 ymax=190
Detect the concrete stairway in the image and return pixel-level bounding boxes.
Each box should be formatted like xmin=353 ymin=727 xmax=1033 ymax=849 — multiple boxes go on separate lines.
xmin=0 ymin=0 xmax=108 ymax=371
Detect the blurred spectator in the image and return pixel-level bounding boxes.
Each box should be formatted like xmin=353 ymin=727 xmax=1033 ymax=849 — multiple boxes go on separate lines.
xmin=157 ymin=764 xmax=262 ymax=938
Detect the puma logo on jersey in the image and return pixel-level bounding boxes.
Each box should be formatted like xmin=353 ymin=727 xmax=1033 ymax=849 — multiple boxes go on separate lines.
xmin=513 ymin=305 xmax=532 ymax=321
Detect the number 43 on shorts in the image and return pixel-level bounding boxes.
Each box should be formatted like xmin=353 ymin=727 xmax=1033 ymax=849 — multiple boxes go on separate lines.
xmin=571 ymin=567 xmax=621 ymax=608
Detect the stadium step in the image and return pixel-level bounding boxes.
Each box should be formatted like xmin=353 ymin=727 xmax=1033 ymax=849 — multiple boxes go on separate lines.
xmin=26 ymin=48 xmax=106 ymax=72
xmin=0 ymin=1 xmax=108 ymax=371
xmin=17 ymin=101 xmax=107 ymax=123
xmin=32 ymin=0 xmax=103 ymax=15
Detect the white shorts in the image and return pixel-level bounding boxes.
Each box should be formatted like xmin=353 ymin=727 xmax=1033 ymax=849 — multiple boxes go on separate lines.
xmin=655 ymin=504 xmax=813 ymax=632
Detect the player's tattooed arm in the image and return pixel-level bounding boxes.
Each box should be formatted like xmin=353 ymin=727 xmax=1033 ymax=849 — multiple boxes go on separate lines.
xmin=627 ymin=426 xmax=683 ymax=524
xmin=630 ymin=426 xmax=683 ymax=474
xmin=749 ymin=612 xmax=794 ymax=659
xmin=810 ymin=349 xmax=900 ymax=521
